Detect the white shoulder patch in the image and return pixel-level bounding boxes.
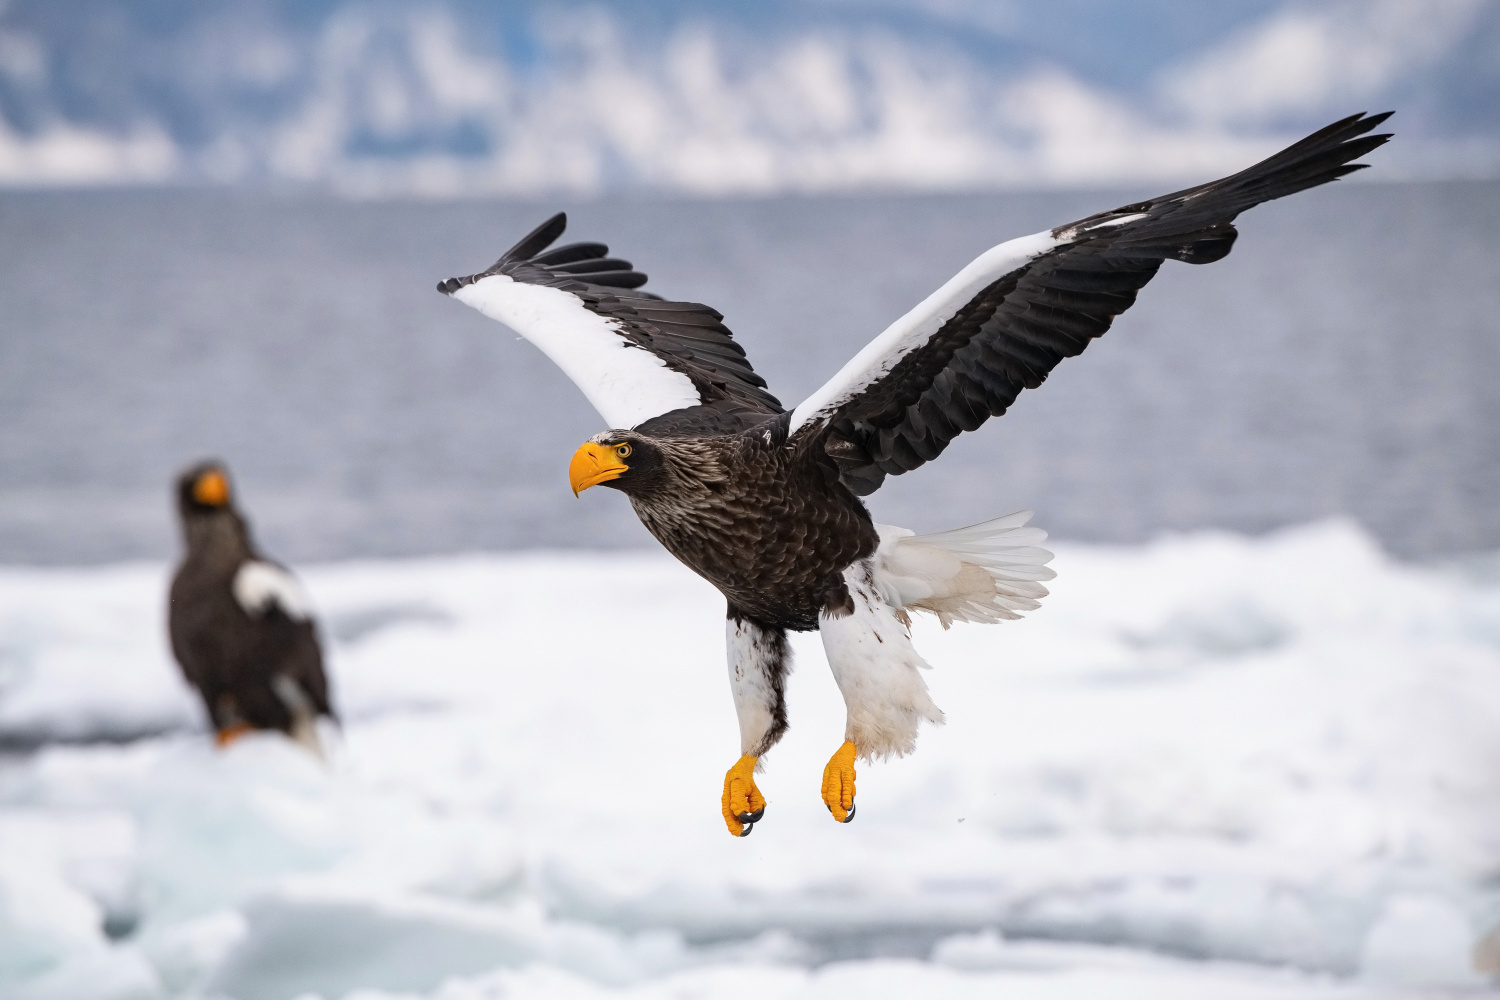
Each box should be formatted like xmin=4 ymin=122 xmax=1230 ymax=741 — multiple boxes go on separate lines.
xmin=452 ymin=273 xmax=703 ymax=430
xmin=233 ymin=561 xmax=312 ymax=620
xmin=788 ymin=228 xmax=1061 ymax=435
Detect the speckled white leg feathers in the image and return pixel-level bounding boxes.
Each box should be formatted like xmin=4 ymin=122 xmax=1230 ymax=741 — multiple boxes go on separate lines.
xmin=726 ymin=615 xmax=790 ymax=758
xmin=820 ymin=560 xmax=944 ymax=761
xmin=723 ymin=615 xmax=789 ymax=835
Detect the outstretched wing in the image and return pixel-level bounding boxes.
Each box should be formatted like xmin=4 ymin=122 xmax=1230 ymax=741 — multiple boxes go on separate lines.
xmin=790 ymin=112 xmax=1393 ymax=495
xmin=439 ymin=214 xmax=783 ymax=434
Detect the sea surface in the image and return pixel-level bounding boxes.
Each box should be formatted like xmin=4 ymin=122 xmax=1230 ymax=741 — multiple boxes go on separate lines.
xmin=2 ymin=182 xmax=1497 ymax=564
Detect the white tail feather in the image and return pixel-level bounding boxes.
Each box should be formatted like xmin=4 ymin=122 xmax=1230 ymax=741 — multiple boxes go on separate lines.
xmin=271 ymin=674 xmax=326 ymax=760
xmin=872 ymin=511 xmax=1056 ymax=628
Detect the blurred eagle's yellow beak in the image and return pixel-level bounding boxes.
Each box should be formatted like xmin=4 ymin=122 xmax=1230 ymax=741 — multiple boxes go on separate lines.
xmin=193 ymin=470 xmax=230 ymax=506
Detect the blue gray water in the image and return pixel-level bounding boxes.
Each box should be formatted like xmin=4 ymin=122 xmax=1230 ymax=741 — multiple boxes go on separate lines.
xmin=1 ymin=183 xmax=1497 ymax=564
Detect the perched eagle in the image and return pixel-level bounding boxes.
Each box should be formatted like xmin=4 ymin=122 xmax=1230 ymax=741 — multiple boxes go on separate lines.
xmin=439 ymin=112 xmax=1390 ymax=836
xmin=168 ymin=462 xmax=334 ymax=755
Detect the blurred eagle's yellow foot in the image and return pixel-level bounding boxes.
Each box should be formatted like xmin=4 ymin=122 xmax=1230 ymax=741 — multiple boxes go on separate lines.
xmin=215 ymin=722 xmax=254 ymax=748
xmin=722 ymin=754 xmax=766 ymax=837
xmin=821 ymin=740 xmax=857 ymax=823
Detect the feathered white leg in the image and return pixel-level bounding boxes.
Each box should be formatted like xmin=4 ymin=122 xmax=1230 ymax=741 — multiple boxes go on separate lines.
xmin=814 ymin=513 xmax=1053 ymax=822
xmin=819 ymin=560 xmax=945 ymax=822
xmin=722 ymin=612 xmax=790 ymax=837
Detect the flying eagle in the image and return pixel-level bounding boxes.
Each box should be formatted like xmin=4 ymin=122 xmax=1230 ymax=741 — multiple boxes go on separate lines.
xmin=439 ymin=112 xmax=1390 ymax=836
xmin=168 ymin=462 xmax=334 ymax=755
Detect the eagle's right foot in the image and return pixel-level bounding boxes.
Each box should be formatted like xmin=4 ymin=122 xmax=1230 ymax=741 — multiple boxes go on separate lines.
xmin=722 ymin=754 xmax=766 ymax=837
xmin=821 ymin=740 xmax=858 ymax=823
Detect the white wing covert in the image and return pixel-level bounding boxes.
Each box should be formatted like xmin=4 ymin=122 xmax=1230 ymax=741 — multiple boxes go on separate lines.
xmin=787 ymin=229 xmax=1062 ymax=436
xmin=233 ymin=561 xmax=313 ymax=620
xmin=789 ymin=112 xmax=1393 ymax=496
xmin=440 ymin=214 xmax=783 ymax=435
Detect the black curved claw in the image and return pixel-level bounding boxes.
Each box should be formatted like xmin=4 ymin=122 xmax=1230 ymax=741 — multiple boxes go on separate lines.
xmin=841 ymin=802 xmax=856 ymax=824
xmin=738 ymin=807 xmax=765 ymax=825
xmin=737 ymin=821 xmax=754 ymax=837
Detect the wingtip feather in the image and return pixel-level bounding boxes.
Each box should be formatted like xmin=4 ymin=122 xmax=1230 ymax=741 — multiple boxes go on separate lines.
xmin=437 ymin=211 xmax=572 ymax=297
xmin=501 ymin=211 xmax=569 ymax=266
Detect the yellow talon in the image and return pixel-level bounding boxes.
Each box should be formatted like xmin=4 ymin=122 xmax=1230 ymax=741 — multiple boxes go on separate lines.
xmin=215 ymin=722 xmax=255 ymax=748
xmin=821 ymin=740 xmax=858 ymax=823
xmin=722 ymin=754 xmax=766 ymax=837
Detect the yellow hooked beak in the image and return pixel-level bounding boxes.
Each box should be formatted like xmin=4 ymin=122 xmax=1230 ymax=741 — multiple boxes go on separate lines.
xmin=569 ymin=442 xmax=630 ymax=496
xmin=193 ymin=470 xmax=230 ymax=506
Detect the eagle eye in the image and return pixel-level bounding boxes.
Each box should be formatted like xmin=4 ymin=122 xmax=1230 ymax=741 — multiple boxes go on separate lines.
xmin=615 ymin=443 xmax=632 ymax=459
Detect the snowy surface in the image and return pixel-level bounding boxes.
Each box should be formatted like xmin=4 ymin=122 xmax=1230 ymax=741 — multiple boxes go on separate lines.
xmin=2 ymin=521 xmax=1500 ymax=999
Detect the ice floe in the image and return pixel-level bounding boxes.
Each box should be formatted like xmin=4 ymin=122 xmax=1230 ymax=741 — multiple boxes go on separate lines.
xmin=1 ymin=521 xmax=1498 ymax=998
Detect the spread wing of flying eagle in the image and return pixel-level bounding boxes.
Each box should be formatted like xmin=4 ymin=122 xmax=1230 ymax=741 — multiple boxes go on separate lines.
xmin=439 ymin=112 xmax=1391 ymax=836
xmin=168 ymin=462 xmax=334 ymax=756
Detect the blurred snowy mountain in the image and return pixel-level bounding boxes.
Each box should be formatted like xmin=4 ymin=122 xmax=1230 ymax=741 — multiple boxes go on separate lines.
xmin=1 ymin=0 xmax=1497 ymax=194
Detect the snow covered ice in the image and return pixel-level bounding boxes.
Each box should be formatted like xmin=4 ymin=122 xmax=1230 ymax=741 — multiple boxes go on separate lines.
xmin=2 ymin=521 xmax=1499 ymax=999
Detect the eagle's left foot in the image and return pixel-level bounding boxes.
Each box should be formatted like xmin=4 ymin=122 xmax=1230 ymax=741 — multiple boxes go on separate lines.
xmin=215 ymin=722 xmax=255 ymax=748
xmin=722 ymin=754 xmax=766 ymax=837
xmin=821 ymin=741 xmax=857 ymax=823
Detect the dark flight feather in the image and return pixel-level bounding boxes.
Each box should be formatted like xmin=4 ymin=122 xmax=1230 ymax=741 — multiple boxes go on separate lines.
xmin=801 ymin=111 xmax=1393 ymax=495
xmin=438 ymin=213 xmax=784 ymax=434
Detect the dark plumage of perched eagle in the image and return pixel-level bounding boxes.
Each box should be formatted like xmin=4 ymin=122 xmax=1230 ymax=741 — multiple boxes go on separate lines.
xmin=168 ymin=462 xmax=334 ymax=755
xmin=438 ymin=112 xmax=1391 ymax=836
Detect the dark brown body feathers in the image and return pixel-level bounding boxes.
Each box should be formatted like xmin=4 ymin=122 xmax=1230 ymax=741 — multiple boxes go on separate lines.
xmin=610 ymin=429 xmax=878 ymax=631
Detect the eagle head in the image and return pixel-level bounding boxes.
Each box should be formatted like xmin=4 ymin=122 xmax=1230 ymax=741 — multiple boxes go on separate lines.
xmin=569 ymin=431 xmax=664 ymax=497
xmin=176 ymin=461 xmax=234 ymax=517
